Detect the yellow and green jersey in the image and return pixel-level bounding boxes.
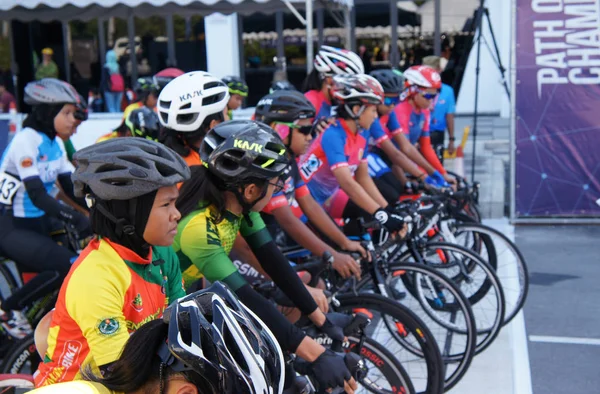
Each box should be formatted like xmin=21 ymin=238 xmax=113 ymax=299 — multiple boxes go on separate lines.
xmin=34 ymin=238 xmax=185 ymax=387
xmin=29 ymin=381 xmax=119 ymax=394
xmin=172 ymin=204 xmax=271 ymax=291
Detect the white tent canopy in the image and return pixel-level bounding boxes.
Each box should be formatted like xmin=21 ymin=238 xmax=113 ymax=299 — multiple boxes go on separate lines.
xmin=0 ymin=0 xmax=353 ymax=21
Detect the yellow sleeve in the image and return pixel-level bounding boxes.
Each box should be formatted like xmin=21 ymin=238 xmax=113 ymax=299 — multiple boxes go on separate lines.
xmin=29 ymin=381 xmax=117 ymax=393
xmin=65 ymin=259 xmax=131 ymax=367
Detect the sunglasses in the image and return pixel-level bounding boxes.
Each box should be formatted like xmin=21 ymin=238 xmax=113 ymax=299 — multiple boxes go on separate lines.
xmin=276 ymin=122 xmax=316 ymax=138
xmin=418 ymin=90 xmax=438 ymax=100
xmin=268 ymin=177 xmax=286 ymax=194
xmin=384 ymin=96 xmax=400 ymax=106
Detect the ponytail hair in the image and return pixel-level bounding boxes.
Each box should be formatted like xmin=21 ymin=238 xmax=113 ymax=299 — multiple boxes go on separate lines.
xmin=83 ymin=319 xmax=168 ymax=392
xmin=176 ymin=165 xmax=226 ymax=221
xmin=301 ymin=69 xmax=323 ymax=92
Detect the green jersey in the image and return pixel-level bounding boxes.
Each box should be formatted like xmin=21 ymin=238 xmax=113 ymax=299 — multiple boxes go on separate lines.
xmin=172 ymin=204 xmax=271 ymax=291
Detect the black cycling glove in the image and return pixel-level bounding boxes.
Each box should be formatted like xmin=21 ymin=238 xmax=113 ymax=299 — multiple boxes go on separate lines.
xmin=310 ymin=349 xmax=352 ymax=390
xmin=374 ymin=207 xmax=405 ymax=233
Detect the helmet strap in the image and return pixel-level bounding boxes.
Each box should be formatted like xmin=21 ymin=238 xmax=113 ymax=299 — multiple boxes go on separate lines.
xmin=344 ymin=103 xmax=366 ymax=120
xmin=94 ymin=200 xmax=137 ymax=237
xmin=229 ymin=183 xmax=269 ymax=227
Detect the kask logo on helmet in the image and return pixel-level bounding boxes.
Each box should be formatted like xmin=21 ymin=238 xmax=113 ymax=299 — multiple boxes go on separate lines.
xmin=234 ymin=139 xmax=263 ymax=153
xmin=179 ymin=89 xmax=203 ymax=102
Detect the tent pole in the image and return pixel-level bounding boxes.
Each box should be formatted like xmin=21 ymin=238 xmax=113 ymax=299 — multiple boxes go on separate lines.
xmin=98 ymin=18 xmax=107 ymax=67
xmin=390 ymin=0 xmax=398 ymax=68
xmin=434 ymin=0 xmax=441 ymax=56
xmin=306 ymin=0 xmax=313 ymax=74
xmin=317 ymin=8 xmax=324 ymax=48
xmin=166 ymin=14 xmax=177 ymax=67
xmin=276 ymin=11 xmax=285 ymax=71
xmin=350 ymin=6 xmax=356 ymax=52
xmin=62 ymin=22 xmax=71 ymax=84
xmin=127 ymin=14 xmax=138 ymax=86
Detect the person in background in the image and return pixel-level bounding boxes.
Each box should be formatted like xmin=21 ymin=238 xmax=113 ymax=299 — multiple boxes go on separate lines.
xmin=122 ymin=77 xmax=159 ymax=120
xmin=35 ymin=48 xmax=59 ymax=80
xmin=422 ymin=55 xmax=456 ymax=163
xmin=358 ymin=45 xmax=372 ymax=74
xmin=221 ymin=75 xmax=248 ymax=120
xmin=0 ymin=80 xmax=16 ymax=113
xmin=153 ymin=67 xmax=185 ymax=92
xmin=100 ymin=50 xmax=125 ymax=113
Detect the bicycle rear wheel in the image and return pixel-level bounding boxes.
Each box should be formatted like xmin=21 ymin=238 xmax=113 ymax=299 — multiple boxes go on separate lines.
xmin=0 ymin=334 xmax=40 ymax=376
xmin=335 ymin=292 xmax=445 ymax=394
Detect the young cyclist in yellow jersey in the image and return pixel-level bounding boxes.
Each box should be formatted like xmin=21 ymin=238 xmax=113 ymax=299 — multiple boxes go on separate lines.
xmin=158 ymin=71 xmax=229 ymax=168
xmin=34 ymin=138 xmax=190 ymax=387
xmin=96 ymin=78 xmax=159 ymax=143
xmin=174 ymin=120 xmax=357 ymax=393
xmin=221 ymin=75 xmax=248 ymax=120
xmin=30 ymin=282 xmax=286 ymax=394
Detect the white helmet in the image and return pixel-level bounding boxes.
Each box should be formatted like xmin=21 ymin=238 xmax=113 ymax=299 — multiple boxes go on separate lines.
xmin=314 ymin=45 xmax=364 ymax=76
xmin=157 ymin=71 xmax=229 ymax=133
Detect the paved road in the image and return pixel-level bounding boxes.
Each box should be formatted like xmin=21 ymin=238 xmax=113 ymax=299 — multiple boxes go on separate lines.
xmin=516 ymin=225 xmax=600 ymax=394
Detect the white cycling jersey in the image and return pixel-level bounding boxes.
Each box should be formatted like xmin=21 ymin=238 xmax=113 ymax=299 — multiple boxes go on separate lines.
xmin=0 ymin=127 xmax=73 ymax=218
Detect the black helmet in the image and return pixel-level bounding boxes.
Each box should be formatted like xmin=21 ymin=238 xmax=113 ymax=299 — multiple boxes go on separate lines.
xmin=24 ymin=78 xmax=80 ymax=106
xmin=72 ymin=138 xmax=190 ymax=200
xmin=255 ymin=91 xmax=315 ymax=124
xmin=126 ymin=107 xmax=161 ymax=141
xmin=134 ymin=77 xmax=159 ymax=99
xmin=159 ymin=282 xmax=284 ymax=394
xmin=74 ymin=94 xmax=88 ymax=121
xmin=269 ymin=80 xmax=297 ymax=94
xmin=222 ymin=75 xmax=249 ymax=97
xmin=369 ymin=69 xmax=405 ymax=94
xmin=200 ymin=120 xmax=288 ymax=184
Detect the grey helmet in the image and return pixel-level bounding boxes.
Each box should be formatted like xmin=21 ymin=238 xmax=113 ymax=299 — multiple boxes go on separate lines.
xmin=24 ymin=78 xmax=80 ymax=106
xmin=72 ymin=138 xmax=190 ymax=200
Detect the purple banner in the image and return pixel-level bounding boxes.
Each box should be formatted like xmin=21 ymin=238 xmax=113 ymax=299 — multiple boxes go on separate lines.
xmin=515 ymin=0 xmax=600 ymax=217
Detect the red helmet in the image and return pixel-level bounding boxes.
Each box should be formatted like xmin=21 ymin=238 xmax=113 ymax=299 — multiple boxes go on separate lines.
xmin=403 ymin=65 xmax=442 ymax=90
xmin=330 ymin=74 xmax=384 ymax=106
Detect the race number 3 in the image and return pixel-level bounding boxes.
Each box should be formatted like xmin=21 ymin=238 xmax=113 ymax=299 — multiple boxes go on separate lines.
xmin=0 ymin=172 xmax=21 ymax=205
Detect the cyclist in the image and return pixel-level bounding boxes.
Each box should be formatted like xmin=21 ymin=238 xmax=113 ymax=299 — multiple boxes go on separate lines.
xmin=0 ymin=78 xmax=89 ymax=339
xmin=297 ymin=74 xmax=406 ymax=233
xmin=302 ymin=45 xmax=364 ymax=132
xmin=174 ymin=120 xmax=357 ymax=393
xmin=221 ymin=75 xmax=248 ymax=120
xmin=62 ymin=94 xmax=88 ymax=163
xmin=95 ymin=78 xmax=161 ymax=143
xmin=158 ymin=71 xmax=229 ymax=167
xmin=367 ymin=69 xmax=450 ymax=201
xmin=31 ymin=282 xmax=285 ymax=394
xmin=34 ymin=138 xmax=190 ymax=386
xmin=153 ymin=67 xmax=185 ymax=92
xmin=254 ymin=90 xmax=365 ymax=279
xmin=126 ymin=106 xmax=161 ymax=141
xmin=394 ymin=65 xmax=454 ymax=186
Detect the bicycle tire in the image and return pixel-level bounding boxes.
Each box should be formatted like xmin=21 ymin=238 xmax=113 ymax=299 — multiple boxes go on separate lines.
xmin=345 ymin=335 xmax=416 ymax=394
xmin=382 ymin=263 xmax=477 ymax=391
xmin=394 ymin=242 xmax=506 ymax=354
xmin=451 ymin=222 xmax=529 ymax=325
xmin=334 ymin=292 xmax=445 ymax=394
xmin=0 ymin=334 xmax=40 ymax=376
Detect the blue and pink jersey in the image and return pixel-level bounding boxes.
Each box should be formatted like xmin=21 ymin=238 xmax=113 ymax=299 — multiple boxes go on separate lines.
xmin=394 ymin=100 xmax=431 ymax=144
xmin=305 ymin=90 xmax=333 ymax=120
xmin=298 ymin=119 xmax=368 ymax=205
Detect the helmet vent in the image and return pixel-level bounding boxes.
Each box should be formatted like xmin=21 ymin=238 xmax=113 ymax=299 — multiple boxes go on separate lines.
xmin=159 ymin=100 xmax=171 ymax=109
xmin=203 ymin=92 xmax=226 ymax=106
xmin=96 ymin=164 xmax=126 ymax=173
xmin=204 ymin=81 xmax=224 ymax=90
xmin=177 ymin=113 xmax=198 ymax=125
xmin=180 ymin=102 xmax=192 ymax=110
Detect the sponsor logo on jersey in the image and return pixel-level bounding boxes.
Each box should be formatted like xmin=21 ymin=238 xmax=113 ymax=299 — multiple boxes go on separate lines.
xmin=132 ymin=293 xmax=143 ymax=312
xmin=299 ymin=154 xmax=322 ymax=179
xmin=97 ymin=317 xmax=120 ymax=336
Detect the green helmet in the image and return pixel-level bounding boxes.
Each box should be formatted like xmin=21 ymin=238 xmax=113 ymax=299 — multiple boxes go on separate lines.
xmin=126 ymin=107 xmax=161 ymax=141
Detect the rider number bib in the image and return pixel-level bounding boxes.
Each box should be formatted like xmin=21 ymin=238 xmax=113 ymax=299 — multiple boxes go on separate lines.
xmin=0 ymin=172 xmax=22 ymax=205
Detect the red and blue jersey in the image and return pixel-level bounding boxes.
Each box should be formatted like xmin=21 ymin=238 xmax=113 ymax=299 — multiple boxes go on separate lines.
xmin=298 ymin=119 xmax=367 ymax=205
xmin=305 ymin=90 xmax=333 ymax=120
xmin=394 ymin=100 xmax=431 ymax=144
xmin=262 ymin=159 xmax=310 ymax=221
